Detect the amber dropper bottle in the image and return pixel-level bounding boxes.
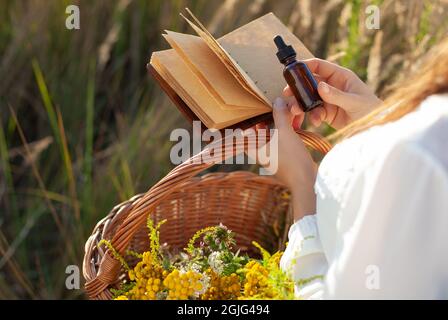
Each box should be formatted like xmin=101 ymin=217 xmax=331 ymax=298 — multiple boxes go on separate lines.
xmin=274 ymin=35 xmax=323 ymax=112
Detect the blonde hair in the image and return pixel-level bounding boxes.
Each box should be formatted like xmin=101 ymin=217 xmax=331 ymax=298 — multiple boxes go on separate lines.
xmin=329 ymin=38 xmax=448 ymax=141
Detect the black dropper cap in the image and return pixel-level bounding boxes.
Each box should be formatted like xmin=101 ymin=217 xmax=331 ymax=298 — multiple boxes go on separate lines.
xmin=274 ymin=35 xmax=296 ymax=64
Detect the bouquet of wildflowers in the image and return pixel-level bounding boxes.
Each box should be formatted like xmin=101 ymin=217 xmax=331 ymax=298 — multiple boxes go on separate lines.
xmin=100 ymin=216 xmax=294 ymax=300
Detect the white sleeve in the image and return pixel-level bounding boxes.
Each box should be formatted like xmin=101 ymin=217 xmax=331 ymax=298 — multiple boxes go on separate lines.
xmin=324 ymin=141 xmax=448 ymax=299
xmin=280 ymin=215 xmax=328 ymax=299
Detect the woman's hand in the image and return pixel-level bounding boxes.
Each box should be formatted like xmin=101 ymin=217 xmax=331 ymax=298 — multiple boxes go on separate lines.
xmin=254 ymin=59 xmax=380 ymax=220
xmin=284 ymin=58 xmax=382 ymax=129
xmin=258 ymin=97 xmax=318 ymax=221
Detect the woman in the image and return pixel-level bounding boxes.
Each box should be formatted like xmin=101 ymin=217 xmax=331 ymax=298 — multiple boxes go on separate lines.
xmin=271 ymin=39 xmax=448 ymax=299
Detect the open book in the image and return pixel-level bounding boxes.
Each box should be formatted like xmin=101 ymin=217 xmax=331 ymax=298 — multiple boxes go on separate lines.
xmin=149 ymin=9 xmax=314 ymax=130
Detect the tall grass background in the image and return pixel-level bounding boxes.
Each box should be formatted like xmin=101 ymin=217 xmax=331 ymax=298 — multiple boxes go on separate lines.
xmin=0 ymin=0 xmax=447 ymax=299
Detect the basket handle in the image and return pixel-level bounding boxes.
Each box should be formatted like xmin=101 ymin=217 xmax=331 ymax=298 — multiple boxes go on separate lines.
xmin=85 ymin=128 xmax=331 ymax=298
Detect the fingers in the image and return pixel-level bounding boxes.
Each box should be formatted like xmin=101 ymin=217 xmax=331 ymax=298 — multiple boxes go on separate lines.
xmin=283 ymin=95 xmax=303 ymax=117
xmin=313 ymin=74 xmax=325 ymax=83
xmin=272 ymin=97 xmax=294 ymax=132
xmin=308 ymin=107 xmax=325 ymax=127
xmin=283 ymin=82 xmax=333 ymax=128
xmin=302 ymin=58 xmax=342 ymax=79
xmin=316 ymin=104 xmax=347 ymax=129
xmin=285 ymin=58 xmax=356 ymax=98
xmin=283 ymin=85 xmax=293 ymax=97
xmin=290 ymin=103 xmax=302 ymax=116
xmin=292 ymin=114 xmax=304 ymax=131
xmin=317 ymin=81 xmax=354 ymax=110
xmin=282 ymin=87 xmax=306 ymax=117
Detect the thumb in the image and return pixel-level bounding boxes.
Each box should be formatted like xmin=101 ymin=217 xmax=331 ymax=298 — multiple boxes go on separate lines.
xmin=272 ymin=97 xmax=292 ymax=131
xmin=318 ymin=82 xmax=351 ymax=109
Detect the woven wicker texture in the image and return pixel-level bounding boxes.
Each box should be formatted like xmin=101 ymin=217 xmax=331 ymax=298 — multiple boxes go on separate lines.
xmin=83 ymin=129 xmax=331 ymax=299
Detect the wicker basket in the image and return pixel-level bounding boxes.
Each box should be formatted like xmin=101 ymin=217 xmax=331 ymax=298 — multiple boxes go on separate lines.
xmin=83 ymin=130 xmax=331 ymax=299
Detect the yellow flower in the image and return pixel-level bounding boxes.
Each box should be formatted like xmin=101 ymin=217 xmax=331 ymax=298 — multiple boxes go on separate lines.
xmin=125 ymin=256 xmax=164 ymax=300
xmin=164 ymin=269 xmax=205 ymax=300
xmin=201 ymin=269 xmax=241 ymax=300
xmin=240 ymin=261 xmax=271 ymax=299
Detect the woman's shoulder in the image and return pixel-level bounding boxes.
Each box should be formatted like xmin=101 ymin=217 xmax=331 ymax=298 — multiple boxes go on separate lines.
xmin=406 ymin=94 xmax=448 ymax=171
xmin=316 ymin=94 xmax=448 ymax=201
xmin=330 ymin=93 xmax=448 ymax=168
xmin=383 ymin=93 xmax=448 ymax=173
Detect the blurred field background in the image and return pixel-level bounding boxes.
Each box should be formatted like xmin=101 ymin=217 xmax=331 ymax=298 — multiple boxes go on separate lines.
xmin=0 ymin=0 xmax=447 ymax=299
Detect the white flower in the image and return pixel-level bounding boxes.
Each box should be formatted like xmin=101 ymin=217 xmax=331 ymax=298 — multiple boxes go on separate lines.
xmin=208 ymin=251 xmax=224 ymax=275
xmin=193 ymin=273 xmax=210 ymax=297
xmin=190 ymin=262 xmax=202 ymax=273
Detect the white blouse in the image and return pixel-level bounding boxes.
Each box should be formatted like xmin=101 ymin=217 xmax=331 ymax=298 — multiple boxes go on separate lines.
xmin=280 ymin=94 xmax=448 ymax=299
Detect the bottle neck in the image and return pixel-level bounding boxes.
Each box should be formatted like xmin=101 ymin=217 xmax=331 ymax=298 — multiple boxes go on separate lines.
xmin=283 ymin=55 xmax=297 ymax=66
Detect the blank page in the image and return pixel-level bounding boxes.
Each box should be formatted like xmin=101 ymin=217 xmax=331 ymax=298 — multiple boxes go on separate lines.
xmin=163 ymin=31 xmax=264 ymax=110
xmin=218 ymin=13 xmax=314 ymax=104
xmin=150 ymin=50 xmax=268 ymax=129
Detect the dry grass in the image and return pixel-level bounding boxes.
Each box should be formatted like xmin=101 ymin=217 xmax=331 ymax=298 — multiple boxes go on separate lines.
xmin=0 ymin=0 xmax=447 ymax=299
